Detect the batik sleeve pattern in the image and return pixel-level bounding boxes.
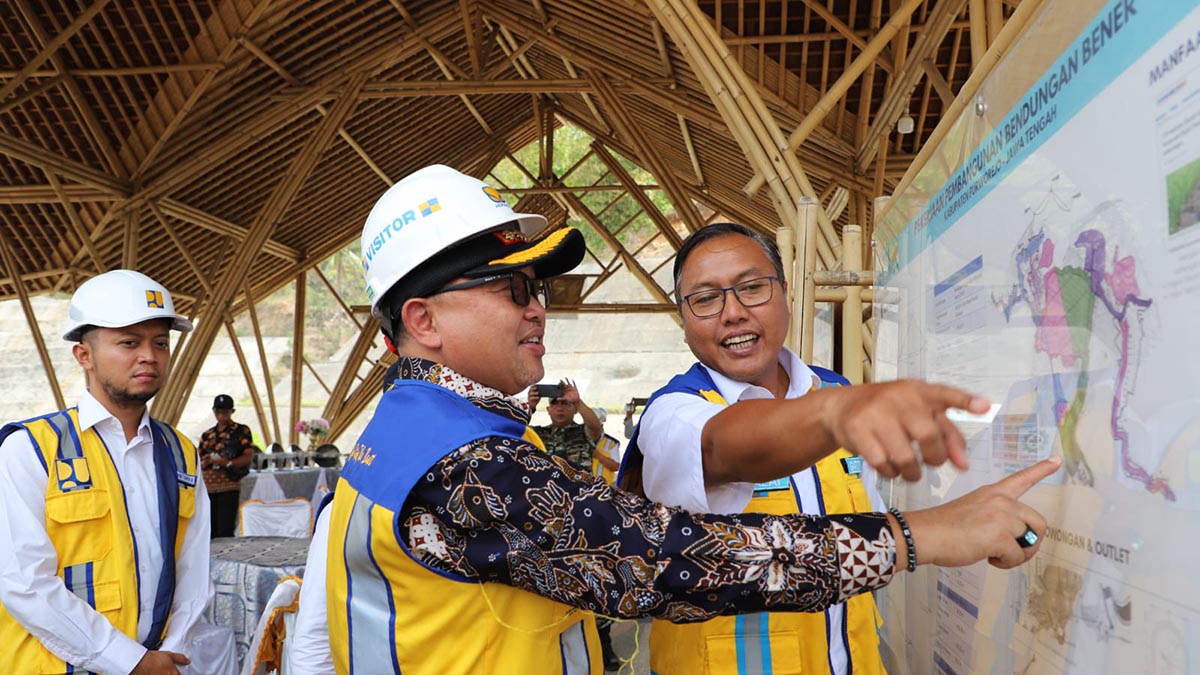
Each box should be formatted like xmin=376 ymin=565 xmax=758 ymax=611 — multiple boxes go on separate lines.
xmin=401 ymin=435 xmax=896 ymax=622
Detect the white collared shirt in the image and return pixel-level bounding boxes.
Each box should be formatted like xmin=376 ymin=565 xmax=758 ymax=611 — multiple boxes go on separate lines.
xmin=0 ymin=390 xmax=212 ymax=674
xmin=638 ymin=348 xmax=884 ymax=675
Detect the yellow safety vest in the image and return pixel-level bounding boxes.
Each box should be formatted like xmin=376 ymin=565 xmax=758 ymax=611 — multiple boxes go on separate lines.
xmin=634 ymin=370 xmax=886 ymax=675
xmin=326 ymin=380 xmax=600 ymax=674
xmin=0 ymin=408 xmax=198 ymax=674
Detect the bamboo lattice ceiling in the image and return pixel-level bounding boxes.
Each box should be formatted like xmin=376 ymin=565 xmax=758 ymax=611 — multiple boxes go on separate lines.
xmin=0 ymin=0 xmax=1020 ymax=423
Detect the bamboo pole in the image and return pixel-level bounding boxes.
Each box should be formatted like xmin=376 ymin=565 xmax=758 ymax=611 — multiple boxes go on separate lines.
xmin=224 ymin=318 xmax=272 ymax=444
xmin=970 ymin=0 xmax=989 ymax=70
xmin=289 ymin=270 xmax=307 ymax=447
xmin=0 ymin=236 xmax=65 ymax=409
xmin=877 ymin=0 xmax=1049 ymax=224
xmin=841 ymin=225 xmax=864 ymax=384
xmin=244 ymin=283 xmax=282 ymax=443
xmin=745 ymin=0 xmax=925 ymax=196
xmin=796 ymin=197 xmax=819 ymax=361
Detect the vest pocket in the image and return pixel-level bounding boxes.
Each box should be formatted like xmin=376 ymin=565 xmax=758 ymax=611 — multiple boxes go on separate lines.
xmin=45 ymin=489 xmax=113 ymax=567
xmin=179 ymin=486 xmax=196 ymax=519
xmin=704 ymin=630 xmax=804 ymax=675
xmin=36 ymin=579 xmax=122 ymax=674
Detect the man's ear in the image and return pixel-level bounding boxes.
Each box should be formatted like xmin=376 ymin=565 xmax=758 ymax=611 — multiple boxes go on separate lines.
xmin=72 ymin=341 xmax=94 ymax=372
xmin=400 ymin=298 xmax=443 ymax=350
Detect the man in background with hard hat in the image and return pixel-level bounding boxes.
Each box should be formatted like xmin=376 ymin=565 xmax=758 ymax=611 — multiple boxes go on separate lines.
xmin=314 ymin=164 xmax=1058 ymax=675
xmin=0 ymin=270 xmax=210 ymax=675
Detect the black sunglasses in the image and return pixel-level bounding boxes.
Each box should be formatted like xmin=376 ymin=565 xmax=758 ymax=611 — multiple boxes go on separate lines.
xmin=429 ymin=271 xmax=549 ymax=307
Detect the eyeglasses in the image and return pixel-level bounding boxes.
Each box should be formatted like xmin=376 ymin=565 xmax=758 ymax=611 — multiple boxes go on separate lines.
xmin=681 ymin=276 xmax=778 ymax=317
xmin=429 ymin=271 xmax=549 ymax=307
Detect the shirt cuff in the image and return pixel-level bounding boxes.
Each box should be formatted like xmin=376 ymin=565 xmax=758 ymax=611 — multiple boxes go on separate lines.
xmin=828 ymin=513 xmax=897 ymax=603
xmin=97 ymin=632 xmax=147 ymax=675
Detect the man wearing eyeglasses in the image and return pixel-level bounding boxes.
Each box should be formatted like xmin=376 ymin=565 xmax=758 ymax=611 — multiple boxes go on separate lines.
xmin=314 ymin=167 xmax=1058 ymax=675
xmin=620 ymin=222 xmax=945 ymax=675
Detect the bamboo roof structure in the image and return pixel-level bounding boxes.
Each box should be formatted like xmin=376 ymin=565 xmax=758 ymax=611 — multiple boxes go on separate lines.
xmin=0 ymin=0 xmax=1025 ymax=439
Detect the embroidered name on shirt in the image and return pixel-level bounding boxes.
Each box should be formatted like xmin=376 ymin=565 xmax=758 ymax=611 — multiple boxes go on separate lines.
xmin=753 ymin=477 xmax=790 ymax=492
xmin=349 ymin=443 xmax=377 ymax=466
xmin=176 ymin=471 xmax=197 ymax=487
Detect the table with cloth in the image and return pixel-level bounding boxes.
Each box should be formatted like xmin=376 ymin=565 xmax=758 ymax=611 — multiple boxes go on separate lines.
xmin=205 ymin=536 xmax=311 ymax=667
xmin=238 ymin=467 xmax=340 ymax=506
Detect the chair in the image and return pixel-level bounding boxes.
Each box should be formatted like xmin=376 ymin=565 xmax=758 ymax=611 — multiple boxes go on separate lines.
xmin=188 ymin=622 xmax=238 ymax=675
xmin=592 ymin=434 xmax=621 ymax=485
xmin=239 ymin=499 xmax=313 ymax=538
xmin=240 ymin=576 xmax=303 ymax=675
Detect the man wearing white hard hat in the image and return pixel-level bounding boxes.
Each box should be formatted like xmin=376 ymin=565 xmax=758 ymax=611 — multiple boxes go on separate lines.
xmin=310 ymin=164 xmax=1057 ymax=675
xmin=0 ymin=270 xmax=210 ymax=675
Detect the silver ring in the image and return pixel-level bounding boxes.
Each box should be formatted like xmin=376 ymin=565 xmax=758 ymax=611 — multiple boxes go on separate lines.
xmin=1017 ymin=526 xmax=1039 ymax=549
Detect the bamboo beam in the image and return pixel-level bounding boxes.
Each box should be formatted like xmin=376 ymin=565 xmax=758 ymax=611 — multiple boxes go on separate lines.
xmin=133 ymin=0 xmax=277 ymax=179
xmin=459 ymin=0 xmax=484 ymax=75
xmin=678 ymin=114 xmax=705 ymax=187
xmin=922 ymin=59 xmax=956 ymax=106
xmin=0 ymin=133 xmax=131 ymax=197
xmin=13 ymin=0 xmax=125 ymax=178
xmin=556 ymin=190 xmax=681 ymax=326
xmin=796 ymin=197 xmax=819 ymax=361
xmin=878 ymin=0 xmax=1049 ymax=223
xmin=327 ymin=354 xmax=394 ymax=443
xmin=313 ymin=266 xmax=364 ymax=330
xmin=841 ymin=225 xmax=864 ymax=384
xmin=0 ymin=183 xmax=112 ymax=203
xmin=244 ymin=283 xmax=282 ymax=443
xmin=304 ymin=357 xmax=332 ymax=396
xmin=0 ymin=236 xmax=65 ymax=409
xmin=0 ymin=0 xmax=113 ymax=101
xmin=322 ymin=315 xmax=381 ymax=425
xmin=648 ymin=0 xmax=839 ymax=268
xmin=0 ymin=75 xmax=63 ymax=115
xmin=239 ymin=35 xmax=392 ymax=186
xmin=121 ymin=212 xmax=138 ymax=269
xmin=797 ymin=0 xmax=894 ymax=74
xmin=587 ymin=72 xmax=703 ymax=239
xmin=156 ymin=198 xmax=300 ymax=261
xmin=0 ymin=64 xmax=221 ymax=78
xmin=497 ymin=184 xmax=660 ymax=194
xmin=148 ymin=202 xmax=214 ymax=297
xmin=970 ymin=0 xmax=988 ymax=70
xmin=547 ymin=303 xmax=679 ymax=313
xmin=153 ymin=73 xmax=368 ymax=423
xmin=856 ymin=0 xmax=970 ymax=173
xmin=224 ymin=318 xmax=273 ymax=444
xmin=289 ymin=270 xmax=307 ymax=447
xmin=748 ymin=0 xmax=923 ymax=196
xmin=45 ymin=172 xmax=105 ymax=272
xmin=591 ymin=142 xmax=684 ymax=250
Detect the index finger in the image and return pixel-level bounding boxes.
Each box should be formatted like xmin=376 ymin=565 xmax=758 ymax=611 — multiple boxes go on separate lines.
xmin=922 ymin=382 xmax=991 ymax=414
xmin=993 ymin=456 xmax=1062 ymax=497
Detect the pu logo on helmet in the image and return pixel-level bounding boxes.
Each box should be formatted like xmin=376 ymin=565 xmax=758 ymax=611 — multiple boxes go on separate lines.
xmin=482 ymin=186 xmax=505 ymax=205
xmin=146 ymin=290 xmax=164 ymax=309
xmin=56 ymin=458 xmax=93 ymax=492
xmin=361 ymin=195 xmax=442 ymax=273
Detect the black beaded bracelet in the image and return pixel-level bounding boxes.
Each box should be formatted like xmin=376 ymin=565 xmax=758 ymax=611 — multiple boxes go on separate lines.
xmin=888 ymin=507 xmax=917 ymax=572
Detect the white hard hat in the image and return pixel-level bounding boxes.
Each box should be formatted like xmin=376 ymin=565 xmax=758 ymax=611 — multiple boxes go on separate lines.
xmin=361 ymin=164 xmax=549 ymax=314
xmin=62 ymin=269 xmax=194 ymax=342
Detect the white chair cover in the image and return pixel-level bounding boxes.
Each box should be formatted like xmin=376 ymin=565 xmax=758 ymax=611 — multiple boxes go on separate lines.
xmin=239 ymin=577 xmax=303 ymax=675
xmin=248 ymin=473 xmax=287 ymax=504
xmin=187 ymin=622 xmax=238 ymax=675
xmin=309 ymin=470 xmax=330 ymax=509
xmin=239 ymin=499 xmax=313 ymax=538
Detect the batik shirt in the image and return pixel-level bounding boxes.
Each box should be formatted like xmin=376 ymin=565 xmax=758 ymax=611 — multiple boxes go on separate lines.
xmin=392 ymin=357 xmax=898 ymax=622
xmin=198 ymin=422 xmax=252 ymax=493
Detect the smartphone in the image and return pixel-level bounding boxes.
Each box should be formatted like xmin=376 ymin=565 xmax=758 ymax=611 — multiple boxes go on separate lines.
xmin=632 ymin=397 xmax=649 ymax=407
xmin=534 ymin=383 xmax=564 ymax=398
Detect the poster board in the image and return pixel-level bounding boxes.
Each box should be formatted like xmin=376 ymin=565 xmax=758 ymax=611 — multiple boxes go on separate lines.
xmin=875 ymin=1 xmax=1200 ymax=673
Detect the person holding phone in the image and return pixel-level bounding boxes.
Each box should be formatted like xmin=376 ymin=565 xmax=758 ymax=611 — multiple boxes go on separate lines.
xmin=198 ymin=394 xmax=256 ymax=538
xmin=527 ymin=379 xmax=612 ymax=474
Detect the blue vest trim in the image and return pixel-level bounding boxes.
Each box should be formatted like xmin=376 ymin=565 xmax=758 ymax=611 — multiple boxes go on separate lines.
xmin=146 ymin=420 xmax=184 ymax=650
xmin=341 ymin=380 xmax=527 ymax=511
